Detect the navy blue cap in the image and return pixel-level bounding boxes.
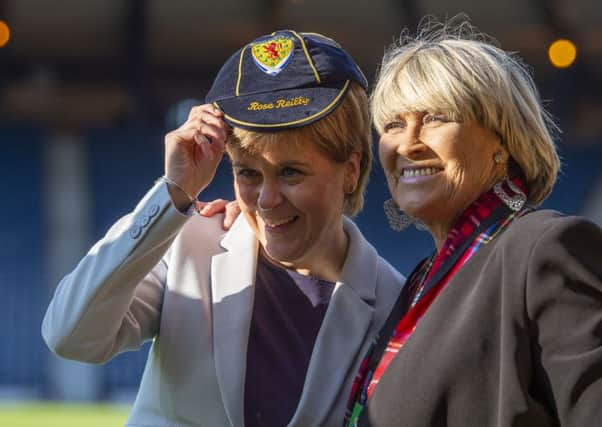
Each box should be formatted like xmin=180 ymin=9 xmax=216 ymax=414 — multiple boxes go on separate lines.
xmin=205 ymin=30 xmax=368 ymax=131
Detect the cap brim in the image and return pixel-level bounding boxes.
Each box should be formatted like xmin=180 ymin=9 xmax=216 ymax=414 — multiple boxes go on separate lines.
xmin=214 ymin=80 xmax=350 ymax=131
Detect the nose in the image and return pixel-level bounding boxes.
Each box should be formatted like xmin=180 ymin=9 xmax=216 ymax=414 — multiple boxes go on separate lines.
xmin=257 ymin=180 xmax=282 ymax=211
xmin=395 ymin=118 xmax=428 ymax=160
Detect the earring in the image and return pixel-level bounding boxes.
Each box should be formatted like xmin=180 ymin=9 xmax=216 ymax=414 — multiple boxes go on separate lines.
xmin=493 ymin=152 xmax=503 ymax=164
xmin=384 ymin=199 xmax=412 ymax=231
xmin=493 ymin=177 xmax=527 ymax=212
xmin=383 ymin=199 xmax=427 ymax=231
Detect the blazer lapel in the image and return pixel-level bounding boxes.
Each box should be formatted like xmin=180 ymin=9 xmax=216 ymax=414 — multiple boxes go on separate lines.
xmin=211 ymin=216 xmax=259 ymax=427
xmin=288 ymin=218 xmax=377 ymax=427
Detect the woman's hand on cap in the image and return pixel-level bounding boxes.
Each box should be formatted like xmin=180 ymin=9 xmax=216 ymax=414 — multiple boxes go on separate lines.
xmin=164 ymin=104 xmax=229 ymax=204
xmin=196 ymin=199 xmax=241 ymax=230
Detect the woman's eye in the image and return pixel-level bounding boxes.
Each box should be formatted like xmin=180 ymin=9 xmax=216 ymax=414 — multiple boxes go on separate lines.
xmin=236 ymin=169 xmax=260 ymax=179
xmin=383 ymin=121 xmax=405 ymax=133
xmin=423 ymin=113 xmax=450 ymax=124
xmin=281 ymin=167 xmax=303 ymax=178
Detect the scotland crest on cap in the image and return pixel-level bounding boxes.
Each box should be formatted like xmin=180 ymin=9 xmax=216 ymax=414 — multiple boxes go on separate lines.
xmin=251 ymin=35 xmax=295 ymax=76
xmin=206 ymin=30 xmax=368 ymax=131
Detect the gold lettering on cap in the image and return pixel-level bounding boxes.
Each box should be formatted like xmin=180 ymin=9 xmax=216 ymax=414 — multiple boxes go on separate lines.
xmin=247 ymin=96 xmax=310 ymax=111
xmin=248 ymin=102 xmax=274 ymax=110
xmin=275 ymin=96 xmax=310 ymax=108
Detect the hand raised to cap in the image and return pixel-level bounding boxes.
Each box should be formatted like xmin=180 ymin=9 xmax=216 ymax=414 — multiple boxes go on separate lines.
xmin=164 ymin=104 xmax=229 ymax=210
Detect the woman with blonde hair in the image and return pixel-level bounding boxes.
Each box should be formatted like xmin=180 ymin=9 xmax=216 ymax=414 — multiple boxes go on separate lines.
xmin=346 ymin=17 xmax=602 ymax=427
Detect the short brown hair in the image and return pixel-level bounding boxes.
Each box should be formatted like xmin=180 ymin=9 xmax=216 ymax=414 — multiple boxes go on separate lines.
xmin=226 ymin=82 xmax=371 ymax=216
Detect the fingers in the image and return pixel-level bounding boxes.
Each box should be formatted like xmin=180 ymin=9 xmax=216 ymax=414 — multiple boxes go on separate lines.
xmin=187 ymin=104 xmax=223 ymax=121
xmin=166 ymin=127 xmax=200 ymax=148
xmin=196 ymin=199 xmax=241 ymax=231
xmin=192 ymin=121 xmax=226 ymax=150
xmin=223 ymin=200 xmax=242 ymax=230
xmin=181 ymin=104 xmax=229 ymax=156
xmin=193 ymin=130 xmax=215 ymax=161
xmin=163 ymin=104 xmax=229 ymax=200
xmin=166 ymin=127 xmax=212 ymax=161
xmin=168 ymin=105 xmax=227 ymax=162
xmin=195 ymin=200 xmax=210 ymax=214
xmin=186 ymin=104 xmax=227 ymax=138
xmin=197 ymin=198 xmax=229 ymax=217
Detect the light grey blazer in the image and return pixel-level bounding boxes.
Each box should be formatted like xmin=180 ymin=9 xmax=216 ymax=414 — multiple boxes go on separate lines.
xmin=42 ymin=181 xmax=404 ymax=427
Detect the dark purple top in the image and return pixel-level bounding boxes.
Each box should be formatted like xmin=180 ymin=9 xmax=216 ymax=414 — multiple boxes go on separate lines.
xmin=244 ymin=253 xmax=335 ymax=427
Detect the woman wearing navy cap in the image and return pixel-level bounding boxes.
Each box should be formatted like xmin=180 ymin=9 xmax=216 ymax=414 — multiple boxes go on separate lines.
xmin=42 ymin=30 xmax=403 ymax=427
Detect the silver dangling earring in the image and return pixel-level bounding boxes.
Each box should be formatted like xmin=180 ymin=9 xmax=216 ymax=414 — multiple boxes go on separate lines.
xmin=383 ymin=199 xmax=427 ymax=231
xmin=493 ymin=178 xmax=527 ymax=212
xmin=384 ymin=199 xmax=411 ymax=231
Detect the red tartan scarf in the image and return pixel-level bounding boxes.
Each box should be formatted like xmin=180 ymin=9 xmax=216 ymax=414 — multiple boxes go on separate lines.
xmin=345 ymin=178 xmax=529 ymax=426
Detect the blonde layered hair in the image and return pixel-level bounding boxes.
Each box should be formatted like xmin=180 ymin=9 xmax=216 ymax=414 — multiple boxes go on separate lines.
xmin=226 ymin=82 xmax=371 ymax=216
xmin=371 ymin=17 xmax=560 ymax=205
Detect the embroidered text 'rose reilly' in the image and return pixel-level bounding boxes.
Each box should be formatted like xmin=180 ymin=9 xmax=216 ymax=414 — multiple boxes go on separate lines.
xmin=247 ymin=96 xmax=310 ymax=111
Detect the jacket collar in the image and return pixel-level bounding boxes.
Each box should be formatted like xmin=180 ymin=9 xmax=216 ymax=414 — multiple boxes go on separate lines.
xmin=211 ymin=216 xmax=258 ymax=427
xmin=211 ymin=216 xmax=377 ymax=427
xmin=289 ymin=217 xmax=377 ymax=426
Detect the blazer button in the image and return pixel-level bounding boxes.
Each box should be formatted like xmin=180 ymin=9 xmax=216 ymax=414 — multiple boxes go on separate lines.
xmin=129 ymin=225 xmax=142 ymax=239
xmin=148 ymin=204 xmax=160 ymax=218
xmin=138 ymin=215 xmax=151 ymax=227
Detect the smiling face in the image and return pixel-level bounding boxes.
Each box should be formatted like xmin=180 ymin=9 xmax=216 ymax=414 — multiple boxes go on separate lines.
xmin=379 ymin=111 xmax=506 ymax=239
xmin=230 ymin=138 xmax=358 ymax=277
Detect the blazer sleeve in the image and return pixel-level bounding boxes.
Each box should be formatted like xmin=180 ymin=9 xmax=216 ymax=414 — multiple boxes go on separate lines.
xmin=525 ymin=215 xmax=602 ymax=426
xmin=42 ymin=181 xmax=191 ymax=364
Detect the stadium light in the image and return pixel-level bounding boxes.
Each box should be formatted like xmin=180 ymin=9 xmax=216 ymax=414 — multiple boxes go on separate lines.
xmin=0 ymin=20 xmax=10 ymax=48
xmin=548 ymin=39 xmax=577 ymax=68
